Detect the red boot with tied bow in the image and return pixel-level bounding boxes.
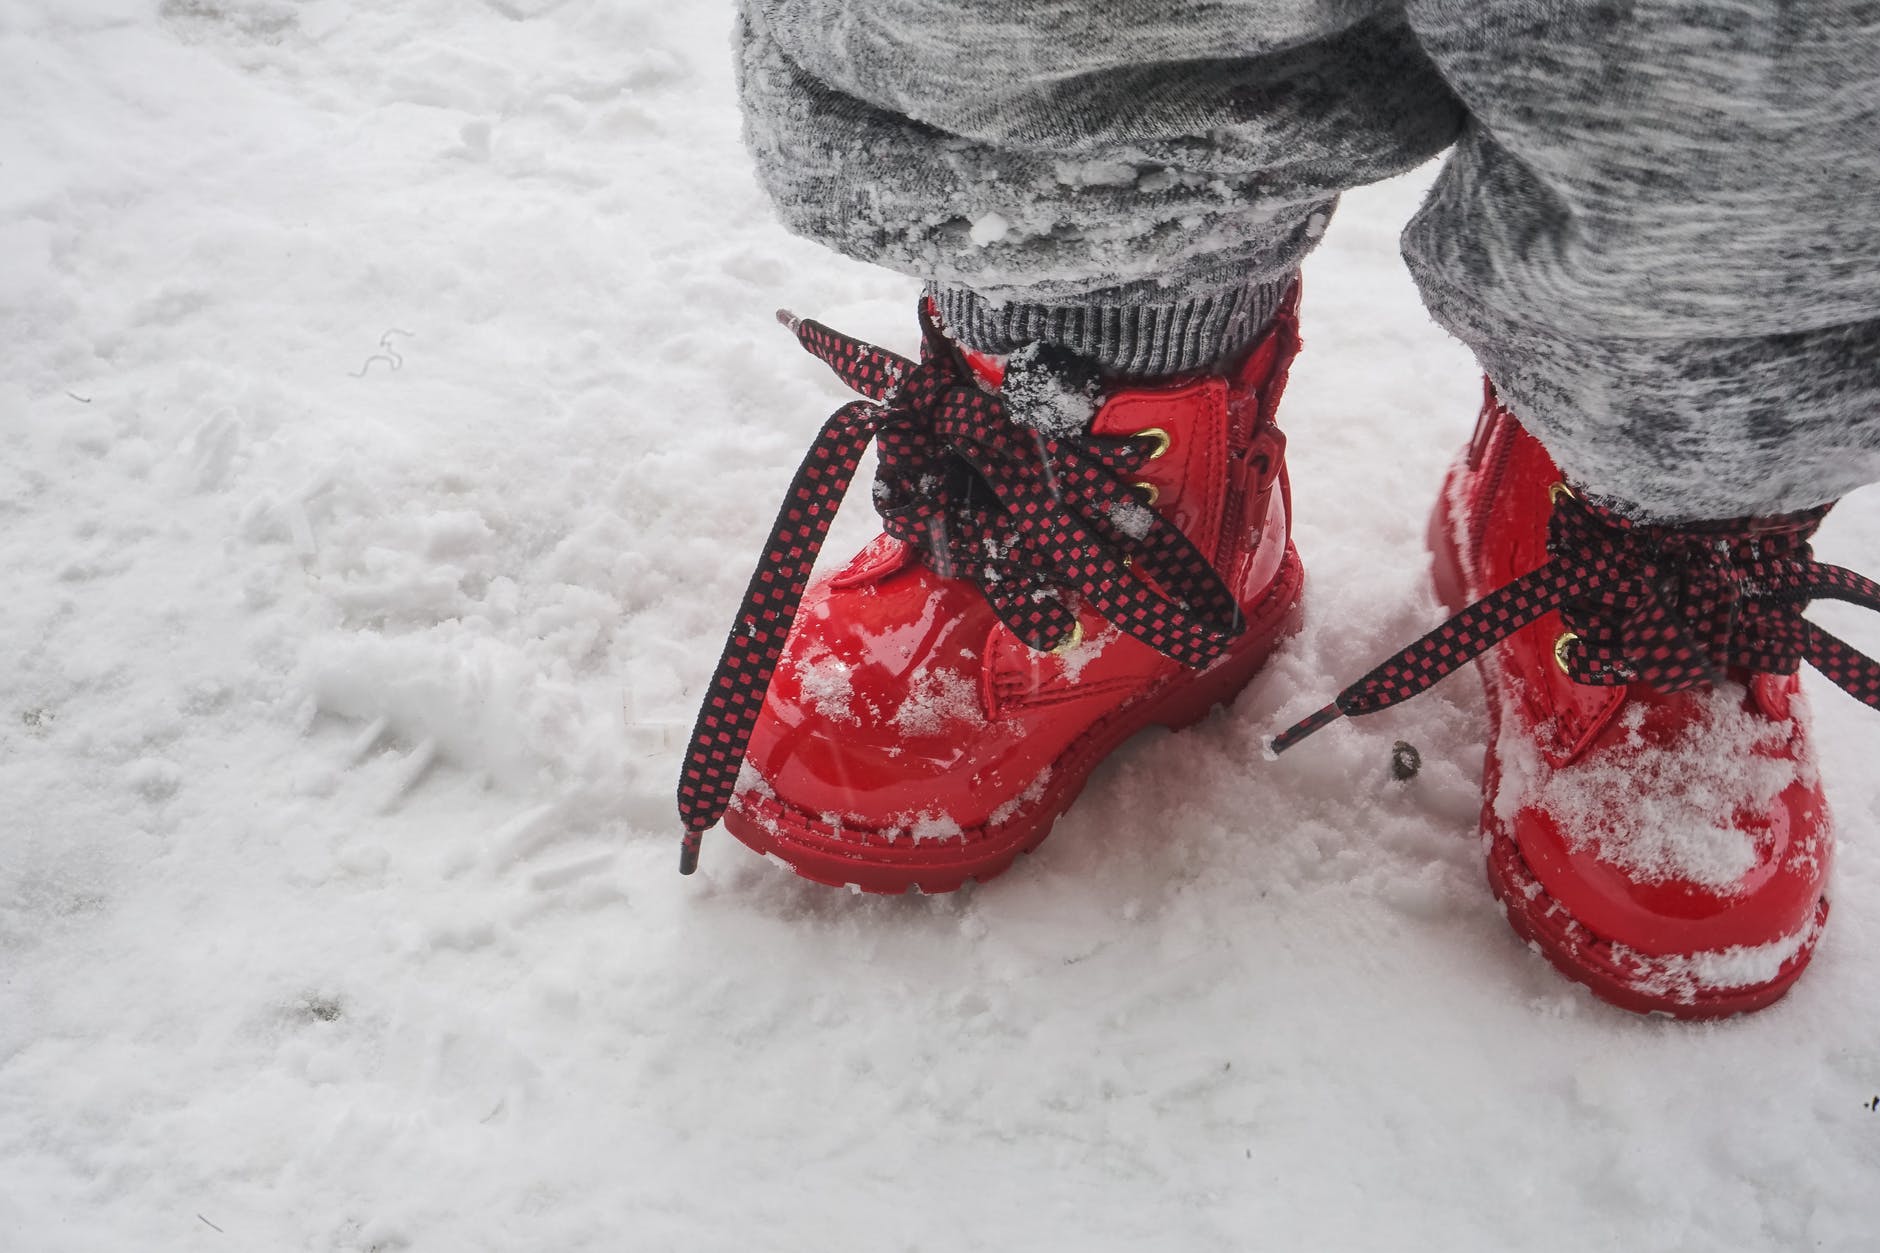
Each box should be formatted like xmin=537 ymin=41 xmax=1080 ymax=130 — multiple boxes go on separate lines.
xmin=677 ymin=290 xmax=1307 ymax=891
xmin=1276 ymin=385 xmax=1880 ymax=1017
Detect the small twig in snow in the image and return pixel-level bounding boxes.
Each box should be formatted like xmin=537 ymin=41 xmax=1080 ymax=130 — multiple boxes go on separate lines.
xmin=197 ymin=1214 xmax=224 ymax=1233
xmin=349 ymin=328 xmax=416 ymax=378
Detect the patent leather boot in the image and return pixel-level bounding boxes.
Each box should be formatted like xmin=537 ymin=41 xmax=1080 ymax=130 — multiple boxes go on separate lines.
xmin=1277 ymin=384 xmax=1880 ymax=1016
xmin=678 ymin=289 xmax=1308 ymax=891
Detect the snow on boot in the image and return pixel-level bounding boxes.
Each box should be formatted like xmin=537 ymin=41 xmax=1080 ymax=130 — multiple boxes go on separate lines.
xmin=677 ymin=289 xmax=1308 ymax=891
xmin=1276 ymin=384 xmax=1880 ymax=1017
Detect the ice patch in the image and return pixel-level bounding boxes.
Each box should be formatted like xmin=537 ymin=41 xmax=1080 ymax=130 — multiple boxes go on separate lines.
xmin=1002 ymin=343 xmax=1102 ymax=439
xmin=1624 ymin=912 xmax=1823 ymax=1000
xmin=968 ymin=211 xmax=1011 ymax=246
xmin=906 ymin=812 xmax=965 ymax=843
xmin=1051 ymin=622 xmax=1113 ymax=685
xmin=793 ymin=649 xmax=858 ymax=725
xmin=890 ymin=665 xmax=983 ymax=738
xmin=1053 ymin=158 xmax=1137 ymax=188
xmin=987 ymin=767 xmax=1051 ymax=826
xmin=1106 ymin=497 xmax=1155 ymax=541
xmin=1677 ymin=919 xmax=1820 ymax=990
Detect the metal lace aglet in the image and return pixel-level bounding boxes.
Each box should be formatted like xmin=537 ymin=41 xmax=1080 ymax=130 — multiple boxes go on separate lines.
xmin=776 ymin=309 xmax=801 ymax=332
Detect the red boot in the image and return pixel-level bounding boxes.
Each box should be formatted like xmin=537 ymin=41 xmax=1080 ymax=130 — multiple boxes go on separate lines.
xmin=1276 ymin=384 xmax=1880 ymax=1017
xmin=677 ymin=290 xmax=1308 ymax=891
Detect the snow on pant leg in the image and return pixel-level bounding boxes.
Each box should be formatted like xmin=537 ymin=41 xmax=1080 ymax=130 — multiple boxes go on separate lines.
xmin=1402 ymin=1 xmax=1880 ymax=520
xmin=736 ymin=1 xmax=1464 ymax=374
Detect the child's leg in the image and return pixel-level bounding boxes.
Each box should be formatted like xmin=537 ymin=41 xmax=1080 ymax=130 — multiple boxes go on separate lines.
xmin=1403 ymin=0 xmax=1880 ymax=519
xmin=685 ymin=4 xmax=1471 ymax=883
xmin=736 ymin=0 xmax=1464 ymax=373
xmin=1277 ymin=2 xmax=1880 ymax=1015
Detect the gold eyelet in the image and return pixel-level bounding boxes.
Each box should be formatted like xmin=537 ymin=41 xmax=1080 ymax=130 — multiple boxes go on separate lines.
xmin=1133 ymin=481 xmax=1160 ymax=506
xmin=1050 ymin=620 xmax=1085 ymax=656
xmin=1134 ymin=427 xmax=1172 ymax=460
xmin=1548 ymin=481 xmax=1576 ymax=507
xmin=1553 ymin=630 xmax=1580 ymax=674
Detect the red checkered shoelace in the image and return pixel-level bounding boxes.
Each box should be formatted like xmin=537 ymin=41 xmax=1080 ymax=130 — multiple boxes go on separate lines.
xmin=1272 ymin=490 xmax=1880 ymax=753
xmin=676 ymin=303 xmax=1247 ymax=872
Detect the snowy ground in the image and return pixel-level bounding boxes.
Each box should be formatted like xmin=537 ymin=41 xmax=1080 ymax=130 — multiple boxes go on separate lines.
xmin=4 ymin=3 xmax=1879 ymax=1250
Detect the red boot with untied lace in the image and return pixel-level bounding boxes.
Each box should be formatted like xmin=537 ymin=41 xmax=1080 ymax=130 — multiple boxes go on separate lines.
xmin=676 ymin=289 xmax=1308 ymax=892
xmin=1276 ymin=384 xmax=1880 ymax=1016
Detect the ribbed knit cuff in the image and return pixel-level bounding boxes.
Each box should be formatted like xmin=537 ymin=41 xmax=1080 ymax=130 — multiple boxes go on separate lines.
xmin=929 ymin=276 xmax=1295 ymax=377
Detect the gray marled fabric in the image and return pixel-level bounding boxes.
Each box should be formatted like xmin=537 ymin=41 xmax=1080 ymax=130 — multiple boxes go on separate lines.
xmin=737 ymin=1 xmax=1880 ymax=520
xmin=734 ymin=0 xmax=1461 ymax=368
xmin=929 ymin=274 xmax=1297 ymax=378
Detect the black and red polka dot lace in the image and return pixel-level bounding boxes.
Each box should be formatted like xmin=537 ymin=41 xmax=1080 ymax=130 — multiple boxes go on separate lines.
xmin=676 ymin=303 xmax=1248 ymax=872
xmin=1272 ymin=489 xmax=1880 ymax=753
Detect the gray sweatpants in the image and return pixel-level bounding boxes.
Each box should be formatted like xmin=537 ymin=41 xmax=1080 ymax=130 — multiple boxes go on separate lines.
xmin=736 ymin=1 xmax=1880 ymax=522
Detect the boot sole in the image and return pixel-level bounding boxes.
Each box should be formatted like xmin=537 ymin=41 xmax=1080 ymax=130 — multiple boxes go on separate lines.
xmin=1427 ymin=481 xmax=1826 ymax=1018
xmin=724 ymin=546 xmax=1307 ymax=894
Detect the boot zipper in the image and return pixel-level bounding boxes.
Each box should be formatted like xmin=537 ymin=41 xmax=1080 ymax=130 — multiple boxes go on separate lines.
xmin=1469 ymin=410 xmax=1516 ymax=559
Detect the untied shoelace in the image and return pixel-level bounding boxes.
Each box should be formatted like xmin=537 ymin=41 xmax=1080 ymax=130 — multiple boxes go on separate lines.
xmin=675 ymin=303 xmax=1250 ymax=872
xmin=1272 ymin=487 xmax=1880 ymax=753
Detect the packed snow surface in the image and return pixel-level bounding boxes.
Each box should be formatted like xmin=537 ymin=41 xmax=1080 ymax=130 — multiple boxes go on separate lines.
xmin=4 ymin=3 xmax=1879 ymax=1251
